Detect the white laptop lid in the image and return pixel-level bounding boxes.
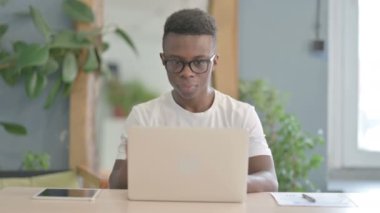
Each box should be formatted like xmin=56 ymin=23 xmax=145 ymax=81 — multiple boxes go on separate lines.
xmin=127 ymin=127 xmax=248 ymax=203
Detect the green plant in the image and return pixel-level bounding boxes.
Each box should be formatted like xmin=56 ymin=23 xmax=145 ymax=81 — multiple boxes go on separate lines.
xmin=239 ymin=79 xmax=324 ymax=192
xmin=21 ymin=151 xmax=50 ymax=171
xmin=0 ymin=0 xmax=9 ymax=6
xmin=0 ymin=0 xmax=136 ymax=108
xmin=106 ymin=79 xmax=158 ymax=116
xmin=0 ymin=121 xmax=27 ymax=135
xmin=1 ymin=0 xmax=136 ymax=136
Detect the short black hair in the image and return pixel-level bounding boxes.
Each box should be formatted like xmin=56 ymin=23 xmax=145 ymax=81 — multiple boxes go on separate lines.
xmin=163 ymin=8 xmax=217 ymax=40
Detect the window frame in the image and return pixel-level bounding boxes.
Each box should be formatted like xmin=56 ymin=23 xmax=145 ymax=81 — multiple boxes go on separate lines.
xmin=328 ymin=0 xmax=380 ymax=170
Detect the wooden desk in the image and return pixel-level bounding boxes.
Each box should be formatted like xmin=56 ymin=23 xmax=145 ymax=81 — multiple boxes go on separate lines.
xmin=0 ymin=187 xmax=378 ymax=213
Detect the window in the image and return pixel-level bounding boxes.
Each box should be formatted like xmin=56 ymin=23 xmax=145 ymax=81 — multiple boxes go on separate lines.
xmin=357 ymin=1 xmax=380 ymax=153
xmin=328 ymin=0 xmax=380 ymax=169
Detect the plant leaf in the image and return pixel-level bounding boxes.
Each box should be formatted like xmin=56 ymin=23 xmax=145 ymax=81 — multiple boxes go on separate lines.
xmin=0 ymin=50 xmax=10 ymax=65
xmin=0 ymin=23 xmax=8 ymax=39
xmin=101 ymin=41 xmax=109 ymax=52
xmin=22 ymin=151 xmax=50 ymax=170
xmin=44 ymin=79 xmax=62 ymax=109
xmin=62 ymin=52 xmax=78 ymax=83
xmin=63 ymin=0 xmax=94 ymax=23
xmin=83 ymin=47 xmax=99 ymax=72
xmin=15 ymin=44 xmax=49 ymax=70
xmin=29 ymin=6 xmax=52 ymax=42
xmin=77 ymin=27 xmax=102 ymax=39
xmin=41 ymin=57 xmax=59 ymax=75
xmin=1 ymin=68 xmax=20 ymax=86
xmin=0 ymin=122 xmax=27 ymax=136
xmin=26 ymin=72 xmax=47 ymax=98
xmin=50 ymin=31 xmax=91 ymax=49
xmin=63 ymin=82 xmax=73 ymax=96
xmin=37 ymin=153 xmax=50 ymax=170
xmin=12 ymin=41 xmax=28 ymax=52
xmin=115 ymin=27 xmax=138 ymax=55
xmin=0 ymin=50 xmax=7 ymax=59
xmin=25 ymin=71 xmax=38 ymax=98
xmin=0 ymin=0 xmax=9 ymax=6
xmin=35 ymin=73 xmax=47 ymax=98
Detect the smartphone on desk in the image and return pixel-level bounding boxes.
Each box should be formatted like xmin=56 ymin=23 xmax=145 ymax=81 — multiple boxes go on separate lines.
xmin=32 ymin=188 xmax=100 ymax=201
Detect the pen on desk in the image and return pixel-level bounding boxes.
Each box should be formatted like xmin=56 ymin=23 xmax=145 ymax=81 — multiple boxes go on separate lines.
xmin=302 ymin=193 xmax=316 ymax=203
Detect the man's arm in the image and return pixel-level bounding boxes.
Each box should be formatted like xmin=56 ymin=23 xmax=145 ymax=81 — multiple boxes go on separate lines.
xmin=247 ymin=155 xmax=278 ymax=193
xmin=109 ymin=159 xmax=128 ymax=189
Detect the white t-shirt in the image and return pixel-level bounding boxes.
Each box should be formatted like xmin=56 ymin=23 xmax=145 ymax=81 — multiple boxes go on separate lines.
xmin=116 ymin=90 xmax=271 ymax=159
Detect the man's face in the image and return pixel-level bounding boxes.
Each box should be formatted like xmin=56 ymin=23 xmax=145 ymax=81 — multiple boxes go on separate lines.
xmin=161 ymin=33 xmax=217 ymax=101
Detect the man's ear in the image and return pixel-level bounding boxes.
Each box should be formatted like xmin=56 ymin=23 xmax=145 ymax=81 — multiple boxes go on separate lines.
xmin=159 ymin=53 xmax=165 ymax=65
xmin=214 ymin=55 xmax=219 ymax=66
xmin=212 ymin=54 xmax=219 ymax=71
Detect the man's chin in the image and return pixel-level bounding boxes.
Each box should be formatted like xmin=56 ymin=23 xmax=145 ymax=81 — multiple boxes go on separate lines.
xmin=175 ymin=89 xmax=197 ymax=100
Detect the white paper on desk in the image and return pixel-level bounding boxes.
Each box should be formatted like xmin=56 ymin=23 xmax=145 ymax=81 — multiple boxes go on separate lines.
xmin=271 ymin=192 xmax=357 ymax=207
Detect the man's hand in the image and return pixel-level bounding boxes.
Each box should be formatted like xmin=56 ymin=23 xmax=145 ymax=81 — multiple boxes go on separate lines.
xmin=247 ymin=155 xmax=278 ymax=192
xmin=109 ymin=159 xmax=128 ymax=189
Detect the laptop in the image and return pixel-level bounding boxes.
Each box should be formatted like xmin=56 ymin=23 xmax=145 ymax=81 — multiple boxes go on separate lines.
xmin=127 ymin=127 xmax=249 ymax=203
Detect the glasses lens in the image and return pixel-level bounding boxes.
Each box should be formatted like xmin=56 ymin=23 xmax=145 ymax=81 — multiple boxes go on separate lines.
xmin=190 ymin=60 xmax=209 ymax=73
xmin=165 ymin=60 xmax=183 ymax=73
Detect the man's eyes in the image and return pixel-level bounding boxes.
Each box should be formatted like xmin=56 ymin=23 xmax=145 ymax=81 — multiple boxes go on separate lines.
xmin=166 ymin=59 xmax=208 ymax=64
xmin=167 ymin=60 xmax=182 ymax=64
xmin=192 ymin=60 xmax=208 ymax=65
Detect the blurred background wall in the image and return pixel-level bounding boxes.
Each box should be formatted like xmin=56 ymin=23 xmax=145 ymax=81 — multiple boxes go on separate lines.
xmin=0 ymin=0 xmax=70 ymax=171
xmin=1 ymin=0 xmax=328 ymax=190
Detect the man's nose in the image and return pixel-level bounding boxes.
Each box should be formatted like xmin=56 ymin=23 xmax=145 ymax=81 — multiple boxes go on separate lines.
xmin=180 ymin=63 xmax=194 ymax=77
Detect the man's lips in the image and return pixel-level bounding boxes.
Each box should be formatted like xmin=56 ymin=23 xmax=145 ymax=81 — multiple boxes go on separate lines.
xmin=182 ymin=84 xmax=194 ymax=88
xmin=179 ymin=82 xmax=196 ymax=91
xmin=180 ymin=81 xmax=195 ymax=88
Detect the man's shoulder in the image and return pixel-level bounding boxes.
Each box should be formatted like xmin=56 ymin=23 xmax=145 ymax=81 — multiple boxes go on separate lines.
xmin=214 ymin=90 xmax=253 ymax=110
xmin=213 ymin=90 xmax=259 ymax=127
xmin=133 ymin=91 xmax=171 ymax=111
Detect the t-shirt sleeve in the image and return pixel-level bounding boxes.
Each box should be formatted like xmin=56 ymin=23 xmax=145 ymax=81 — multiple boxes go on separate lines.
xmin=246 ymin=107 xmax=272 ymax=157
xmin=116 ymin=133 xmax=128 ymax=160
xmin=115 ymin=107 xmax=140 ymax=160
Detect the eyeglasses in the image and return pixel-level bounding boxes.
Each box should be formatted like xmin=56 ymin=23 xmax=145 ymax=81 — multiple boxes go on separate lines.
xmin=162 ymin=54 xmax=216 ymax=74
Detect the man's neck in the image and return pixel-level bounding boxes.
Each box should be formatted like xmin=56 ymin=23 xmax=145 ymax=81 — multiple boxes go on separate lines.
xmin=172 ymin=89 xmax=215 ymax=113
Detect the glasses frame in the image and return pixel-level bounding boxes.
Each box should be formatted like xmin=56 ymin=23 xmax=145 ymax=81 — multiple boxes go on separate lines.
xmin=162 ymin=54 xmax=216 ymax=74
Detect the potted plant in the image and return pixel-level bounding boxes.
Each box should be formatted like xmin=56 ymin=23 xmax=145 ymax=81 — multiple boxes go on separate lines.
xmin=0 ymin=0 xmax=137 ymax=108
xmin=239 ymin=79 xmax=324 ymax=192
xmin=0 ymin=0 xmax=137 ymax=135
xmin=106 ymin=79 xmax=158 ymax=117
xmin=0 ymin=0 xmax=136 ymax=180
